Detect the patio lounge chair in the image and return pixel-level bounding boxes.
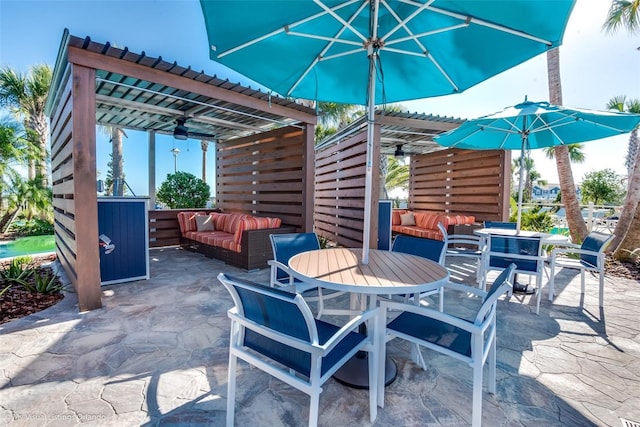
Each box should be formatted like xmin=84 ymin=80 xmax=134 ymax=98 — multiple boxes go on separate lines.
xmin=377 ymin=264 xmax=515 ymax=427
xmin=218 ymin=273 xmax=379 ymax=427
xmin=269 ymin=232 xmax=347 ymax=318
xmin=548 ymin=231 xmax=614 ymax=308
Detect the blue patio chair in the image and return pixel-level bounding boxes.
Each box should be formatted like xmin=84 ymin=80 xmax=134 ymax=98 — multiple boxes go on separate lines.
xmin=483 ymin=221 xmax=517 ymax=230
xmin=390 ymin=231 xmax=446 ymax=310
xmin=548 ymin=231 xmax=614 ymax=308
xmin=218 ymin=273 xmax=379 ymax=427
xmin=482 ymin=235 xmax=545 ymax=314
xmin=377 ymin=264 xmax=515 ymax=427
xmin=269 ymin=232 xmax=346 ymax=318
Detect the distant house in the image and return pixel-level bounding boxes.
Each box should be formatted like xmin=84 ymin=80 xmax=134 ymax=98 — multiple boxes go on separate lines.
xmin=532 ymin=184 xmax=561 ymax=200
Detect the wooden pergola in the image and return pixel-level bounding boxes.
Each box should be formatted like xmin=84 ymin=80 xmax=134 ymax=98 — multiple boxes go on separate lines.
xmin=45 ymin=31 xmax=317 ymax=312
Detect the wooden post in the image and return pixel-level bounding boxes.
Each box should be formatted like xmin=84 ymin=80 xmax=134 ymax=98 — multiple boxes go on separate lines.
xmin=303 ymin=123 xmax=315 ymax=232
xmin=72 ymin=64 xmax=101 ymax=311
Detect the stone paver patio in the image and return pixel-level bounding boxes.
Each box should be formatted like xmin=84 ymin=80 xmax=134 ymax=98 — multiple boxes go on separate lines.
xmin=1 ymin=247 xmax=639 ymax=426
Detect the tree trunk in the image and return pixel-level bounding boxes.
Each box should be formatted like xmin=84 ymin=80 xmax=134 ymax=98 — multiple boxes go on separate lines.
xmin=614 ymin=204 xmax=640 ymax=261
xmin=610 ymin=129 xmax=640 ymax=253
xmin=33 ymin=113 xmax=49 ymax=186
xmin=547 ymin=49 xmax=588 ymax=242
xmin=111 ymin=127 xmax=124 ymax=196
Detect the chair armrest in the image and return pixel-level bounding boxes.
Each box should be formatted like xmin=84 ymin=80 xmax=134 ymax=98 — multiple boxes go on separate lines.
xmin=551 ymin=247 xmax=601 ymax=258
xmin=441 ymin=282 xmax=488 ymax=298
xmin=319 ymin=307 xmax=380 ymax=352
xmin=381 ymin=300 xmax=485 ymax=334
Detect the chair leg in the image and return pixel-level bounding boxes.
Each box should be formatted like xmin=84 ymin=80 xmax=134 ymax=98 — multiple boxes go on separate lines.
xmin=488 ymin=333 xmax=497 ymax=394
xmin=368 ymin=335 xmax=378 ymax=422
xmin=548 ymin=258 xmax=556 ymax=301
xmin=471 ymin=352 xmax=483 ymax=427
xmin=599 ymin=270 xmax=605 ymax=307
xmin=308 ymin=389 xmax=320 ymax=427
xmin=226 ymin=353 xmax=238 ymax=427
xmin=581 ymin=270 xmax=586 ymax=294
xmin=535 ymin=274 xmax=542 ymax=315
xmin=377 ymin=307 xmax=386 ymax=408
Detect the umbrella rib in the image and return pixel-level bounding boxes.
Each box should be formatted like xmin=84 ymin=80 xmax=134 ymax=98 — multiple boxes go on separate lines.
xmin=313 ymin=0 xmax=368 ymax=42
xmin=386 ymin=23 xmax=469 ymax=47
xmin=217 ymin=0 xmax=361 ymax=58
xmin=427 ymin=5 xmax=554 ymax=46
xmin=380 ymin=0 xmax=433 ymax=46
xmin=287 ymin=0 xmax=368 ymax=96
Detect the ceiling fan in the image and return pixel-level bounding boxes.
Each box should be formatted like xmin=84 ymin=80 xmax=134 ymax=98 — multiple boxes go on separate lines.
xmin=173 ymin=117 xmax=216 ymax=140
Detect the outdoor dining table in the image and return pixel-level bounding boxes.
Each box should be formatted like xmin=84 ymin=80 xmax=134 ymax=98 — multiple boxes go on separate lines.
xmin=288 ymin=247 xmax=449 ymax=389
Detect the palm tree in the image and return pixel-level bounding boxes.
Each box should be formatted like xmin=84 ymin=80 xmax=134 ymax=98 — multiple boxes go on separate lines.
xmin=512 ymin=155 xmax=547 ymax=202
xmin=546 ymin=48 xmax=588 ymax=243
xmin=0 ymin=64 xmax=52 ymax=185
xmin=542 ymin=144 xmax=586 ymax=164
xmin=385 ymin=155 xmax=409 ymax=194
xmin=603 ymin=2 xmax=640 ymax=257
xmin=607 ymin=97 xmax=640 ymax=257
xmin=0 ymin=119 xmax=28 ymax=216
xmin=7 ymin=175 xmax=53 ymax=222
xmin=603 ymin=0 xmax=640 ymax=35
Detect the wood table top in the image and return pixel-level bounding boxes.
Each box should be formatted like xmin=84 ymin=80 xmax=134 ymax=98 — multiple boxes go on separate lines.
xmin=288 ymin=248 xmax=449 ymax=295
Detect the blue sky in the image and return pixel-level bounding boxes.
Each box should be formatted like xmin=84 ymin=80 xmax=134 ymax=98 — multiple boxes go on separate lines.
xmin=1 ymin=0 xmax=639 ymax=195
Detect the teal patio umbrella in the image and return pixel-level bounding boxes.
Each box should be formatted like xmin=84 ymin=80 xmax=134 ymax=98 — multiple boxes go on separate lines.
xmin=435 ymin=99 xmax=640 ymax=230
xmin=200 ymin=0 xmax=576 ymax=263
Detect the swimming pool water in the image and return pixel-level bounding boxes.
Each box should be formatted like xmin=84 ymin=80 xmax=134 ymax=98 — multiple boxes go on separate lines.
xmin=0 ymin=235 xmax=56 ymax=259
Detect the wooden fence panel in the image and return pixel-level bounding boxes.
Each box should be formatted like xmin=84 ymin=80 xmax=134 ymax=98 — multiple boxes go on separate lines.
xmin=409 ymin=148 xmax=510 ymax=222
xmin=314 ymin=127 xmax=380 ymax=248
xmin=216 ymin=126 xmax=307 ymax=230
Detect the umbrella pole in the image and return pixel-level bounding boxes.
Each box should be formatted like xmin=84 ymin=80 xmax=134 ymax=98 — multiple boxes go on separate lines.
xmin=516 ymin=137 xmax=526 ymax=232
xmin=362 ymin=0 xmax=380 ymax=265
xmin=362 ymin=54 xmax=377 ymax=265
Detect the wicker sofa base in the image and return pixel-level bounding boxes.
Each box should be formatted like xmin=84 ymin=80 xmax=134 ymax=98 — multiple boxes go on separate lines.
xmin=180 ymin=226 xmax=297 ymax=270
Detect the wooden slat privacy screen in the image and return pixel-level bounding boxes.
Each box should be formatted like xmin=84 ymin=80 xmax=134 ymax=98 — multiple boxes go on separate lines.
xmin=216 ymin=126 xmax=307 ymax=230
xmin=49 ymin=63 xmax=102 ymax=311
xmin=409 ymin=148 xmax=511 ymax=222
xmin=314 ymin=127 xmax=380 ymax=248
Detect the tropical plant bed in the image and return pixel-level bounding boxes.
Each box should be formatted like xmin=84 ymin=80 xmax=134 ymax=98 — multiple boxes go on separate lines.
xmin=0 ymin=254 xmax=64 ymax=325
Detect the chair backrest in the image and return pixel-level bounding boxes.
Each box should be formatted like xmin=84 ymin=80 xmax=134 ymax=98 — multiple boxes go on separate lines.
xmin=580 ymin=231 xmax=614 ymax=267
xmin=218 ymin=273 xmax=318 ymax=376
xmin=270 ymin=232 xmax=321 ymax=280
xmin=475 ymin=263 xmax=515 ymax=324
xmin=392 ymin=234 xmax=446 ymax=264
xmin=488 ymin=235 xmax=542 ymax=274
xmin=484 ymin=221 xmax=517 ymax=230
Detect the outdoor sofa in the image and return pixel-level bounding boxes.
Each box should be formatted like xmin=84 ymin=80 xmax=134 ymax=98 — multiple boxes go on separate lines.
xmin=177 ymin=211 xmax=295 ymax=270
xmin=391 ymin=209 xmax=476 ymax=241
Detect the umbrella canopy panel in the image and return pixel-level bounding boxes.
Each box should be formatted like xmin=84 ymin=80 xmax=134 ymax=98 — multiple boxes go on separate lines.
xmin=201 ymin=0 xmax=576 ymax=104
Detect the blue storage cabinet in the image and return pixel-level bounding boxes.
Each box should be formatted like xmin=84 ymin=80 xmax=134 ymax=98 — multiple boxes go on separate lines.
xmin=98 ymin=197 xmax=150 ymax=285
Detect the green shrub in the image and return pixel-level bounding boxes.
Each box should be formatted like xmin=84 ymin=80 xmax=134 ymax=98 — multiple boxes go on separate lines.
xmin=21 ymin=270 xmax=65 ymax=294
xmin=156 ymin=171 xmax=211 ymax=209
xmin=1 ymin=256 xmax=35 ymax=283
xmin=8 ymin=218 xmax=54 ymax=236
